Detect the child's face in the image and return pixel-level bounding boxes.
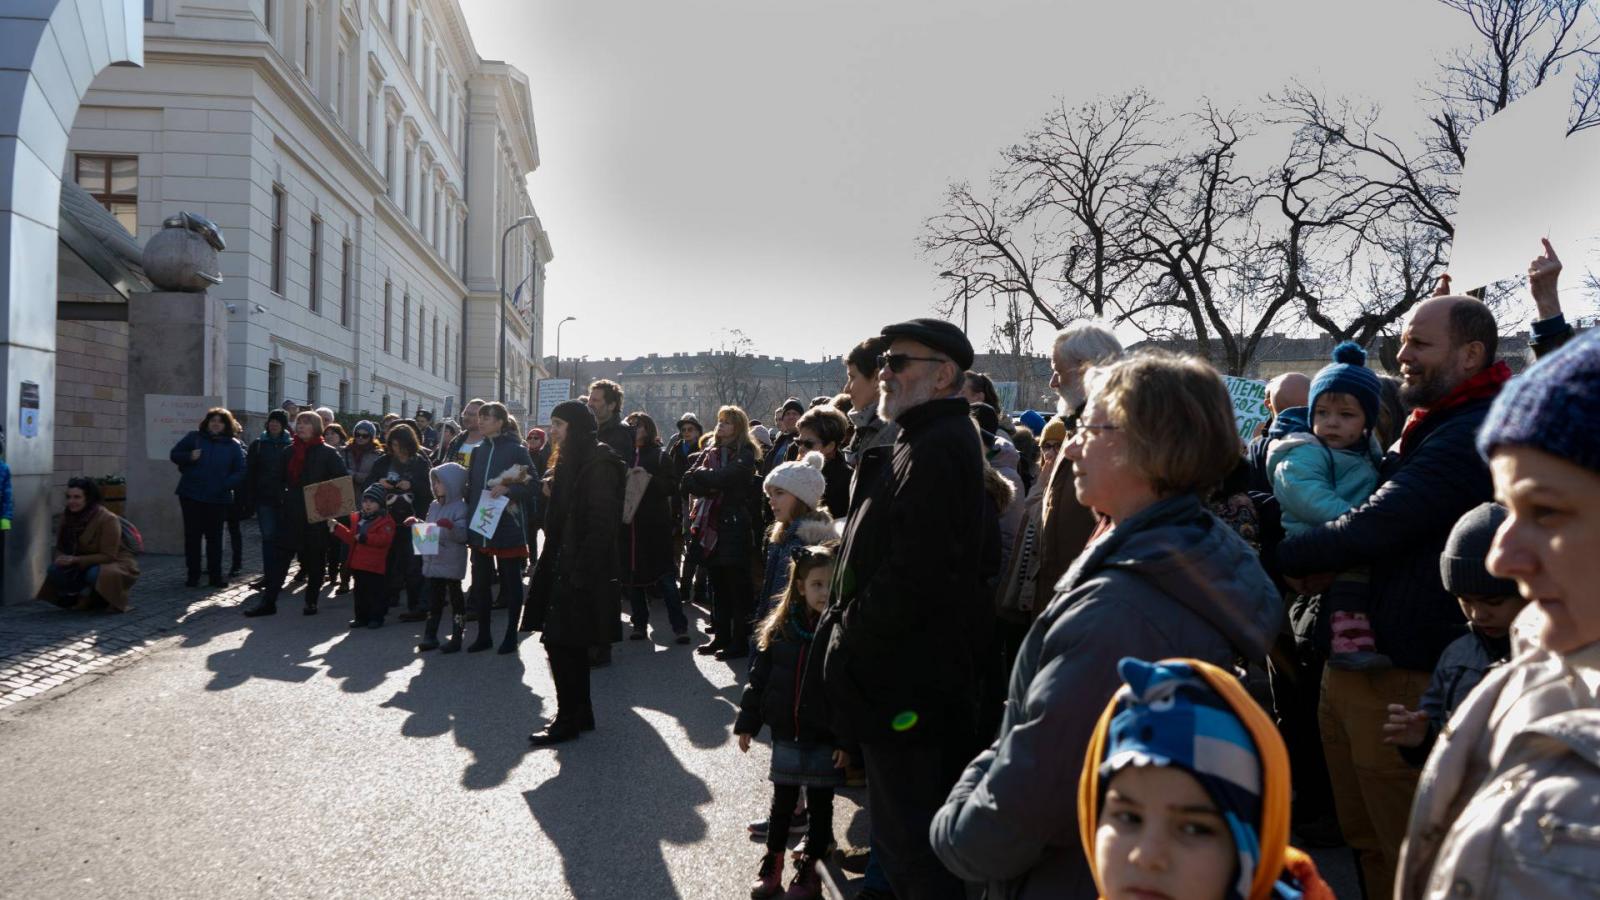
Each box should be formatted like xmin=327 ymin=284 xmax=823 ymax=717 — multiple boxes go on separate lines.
xmin=430 ymin=476 xmax=444 ymax=500
xmin=803 ymin=563 xmax=834 ymax=614
xmin=1457 ymin=593 xmax=1528 ymax=640
xmin=1095 ymin=766 xmax=1237 ymax=900
xmin=767 ymin=487 xmax=801 ymax=524
xmin=361 ymin=498 xmax=382 ymax=516
xmin=1312 ymin=392 xmax=1366 ymax=450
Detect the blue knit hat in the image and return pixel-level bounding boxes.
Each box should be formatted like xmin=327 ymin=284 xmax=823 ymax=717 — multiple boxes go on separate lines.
xmin=1018 ymin=409 xmax=1047 ymax=436
xmin=1100 ymin=659 xmax=1264 ymax=900
xmin=1478 ymin=331 xmax=1600 ymax=474
xmin=1307 ymin=341 xmax=1382 ymax=433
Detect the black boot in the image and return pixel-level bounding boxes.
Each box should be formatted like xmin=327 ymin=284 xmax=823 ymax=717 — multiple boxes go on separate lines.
xmin=497 ymin=605 xmax=521 ymax=654
xmin=466 ymin=587 xmax=494 ymax=653
xmin=528 ymin=719 xmax=582 ymax=747
xmin=416 ymin=614 xmax=442 ymax=652
xmin=441 ymin=612 xmax=465 ymax=654
xmin=243 ymin=597 xmax=277 ymax=617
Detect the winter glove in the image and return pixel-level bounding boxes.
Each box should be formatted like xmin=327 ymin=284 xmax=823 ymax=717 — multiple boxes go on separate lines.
xmin=0 ymin=518 xmax=9 ymax=530
xmin=436 ymin=518 xmax=454 ymax=530
xmin=403 ymin=517 xmax=420 ymax=527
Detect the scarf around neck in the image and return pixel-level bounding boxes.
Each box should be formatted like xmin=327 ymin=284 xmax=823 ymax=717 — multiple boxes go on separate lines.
xmin=58 ymin=502 xmax=102 ymax=554
xmin=688 ymin=447 xmax=727 ymax=554
xmin=286 ymin=434 xmax=324 ymax=485
xmin=1400 ymin=361 xmax=1512 ymax=455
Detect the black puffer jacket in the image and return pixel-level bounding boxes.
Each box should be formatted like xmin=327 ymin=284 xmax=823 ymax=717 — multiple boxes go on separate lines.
xmin=682 ymin=445 xmax=760 ymax=568
xmin=463 ymin=432 xmax=537 ymax=550
xmin=1278 ymin=396 xmax=1497 ymax=672
xmin=737 ymin=609 xmax=836 ymax=744
xmin=275 ymin=441 xmax=348 ymax=551
xmin=822 ymin=397 xmax=987 ymax=747
xmin=245 ymin=432 xmax=292 ymax=508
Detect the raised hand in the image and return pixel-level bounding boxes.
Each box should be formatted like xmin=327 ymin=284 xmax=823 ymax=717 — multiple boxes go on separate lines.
xmin=1529 ymin=237 xmax=1562 ymax=320
xmin=1432 ymin=273 xmax=1452 ymax=297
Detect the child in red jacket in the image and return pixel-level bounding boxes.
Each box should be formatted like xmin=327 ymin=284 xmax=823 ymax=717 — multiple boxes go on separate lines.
xmin=331 ymin=483 xmax=396 ymax=629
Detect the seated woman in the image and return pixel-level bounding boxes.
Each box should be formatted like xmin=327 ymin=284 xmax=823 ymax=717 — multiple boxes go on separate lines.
xmin=37 ymin=477 xmax=140 ymax=612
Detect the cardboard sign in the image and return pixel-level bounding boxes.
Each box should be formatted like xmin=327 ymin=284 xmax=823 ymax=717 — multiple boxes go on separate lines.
xmin=535 ymin=379 xmax=572 ymax=425
xmin=1224 ymin=376 xmax=1270 ymax=441
xmin=412 ymin=522 xmax=441 ymax=556
xmin=622 ymin=467 xmax=653 ymax=524
xmin=469 ymin=491 xmax=510 ymax=539
xmin=303 ymin=476 xmax=356 ymax=524
xmin=146 ymin=394 xmax=223 ymax=460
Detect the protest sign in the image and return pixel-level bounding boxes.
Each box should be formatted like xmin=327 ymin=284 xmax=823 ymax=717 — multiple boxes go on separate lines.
xmin=536 ymin=379 xmax=572 ymax=425
xmin=469 ymin=491 xmax=511 ymax=539
xmin=412 ymin=522 xmax=441 ymax=556
xmin=303 ymin=476 xmax=356 ymax=524
xmin=993 ymin=382 xmax=1019 ymax=413
xmin=1224 ymin=376 xmax=1270 ymax=441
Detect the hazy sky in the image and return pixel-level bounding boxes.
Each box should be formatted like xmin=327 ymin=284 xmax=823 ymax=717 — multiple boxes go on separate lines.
xmin=460 ymin=0 xmax=1539 ymax=363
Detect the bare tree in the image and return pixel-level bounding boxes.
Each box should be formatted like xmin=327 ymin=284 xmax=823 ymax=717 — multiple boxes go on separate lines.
xmin=701 ymin=330 xmax=769 ymax=415
xmin=920 ymin=183 xmax=1064 ymax=329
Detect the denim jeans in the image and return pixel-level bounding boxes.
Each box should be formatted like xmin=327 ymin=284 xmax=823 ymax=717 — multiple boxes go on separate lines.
xmin=256 ymin=504 xmax=281 ymax=574
xmin=46 ymin=563 xmax=100 ymax=598
xmin=627 ymin=573 xmax=688 ymax=634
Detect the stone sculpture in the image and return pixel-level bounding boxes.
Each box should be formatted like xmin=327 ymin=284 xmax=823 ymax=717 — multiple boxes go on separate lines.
xmin=141 ymin=212 xmax=226 ymax=292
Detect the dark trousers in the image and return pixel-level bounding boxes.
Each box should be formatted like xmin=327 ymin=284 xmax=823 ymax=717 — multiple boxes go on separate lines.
xmin=352 ymin=571 xmax=386 ymax=625
xmin=469 ymin=551 xmax=525 ymax=641
xmin=546 ymin=642 xmax=594 ymax=727
xmin=427 ymin=577 xmax=466 ymax=617
xmin=180 ymin=497 xmax=228 ymax=579
xmin=262 ymin=535 xmax=328 ymax=605
xmin=861 ymin=742 xmax=968 ymax=900
xmin=389 ymin=532 xmax=425 ymax=611
xmin=769 ymin=784 xmax=835 ymax=857
xmin=256 ymin=505 xmax=282 ymax=575
xmin=225 ymin=510 xmax=244 ymax=571
xmin=627 ymin=573 xmax=689 ymax=634
xmin=708 ymin=564 xmax=751 ymax=646
xmin=1267 ymin=632 xmax=1336 ymax=825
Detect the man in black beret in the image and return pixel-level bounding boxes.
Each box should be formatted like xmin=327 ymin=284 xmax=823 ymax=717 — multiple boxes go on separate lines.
xmin=819 ymin=316 xmax=983 ymax=898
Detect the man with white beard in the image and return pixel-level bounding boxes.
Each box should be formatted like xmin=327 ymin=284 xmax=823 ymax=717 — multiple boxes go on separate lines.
xmin=820 ymin=318 xmax=986 ymax=899
xmin=1035 ymin=321 xmax=1123 ymax=595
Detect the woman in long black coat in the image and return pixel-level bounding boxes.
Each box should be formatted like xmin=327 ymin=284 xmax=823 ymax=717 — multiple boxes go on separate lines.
xmin=525 ymin=400 xmax=626 ymax=746
xmin=682 ymin=406 xmax=760 ymax=661
xmin=245 ymin=411 xmax=349 ymax=617
xmin=621 ymin=413 xmax=690 ymax=642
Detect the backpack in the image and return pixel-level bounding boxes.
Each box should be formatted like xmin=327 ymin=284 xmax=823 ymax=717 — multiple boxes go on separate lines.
xmin=116 ymin=515 xmax=145 ymax=556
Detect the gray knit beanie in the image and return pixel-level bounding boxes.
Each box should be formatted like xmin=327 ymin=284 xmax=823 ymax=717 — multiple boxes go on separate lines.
xmin=1440 ymin=502 xmax=1518 ymax=598
xmin=1478 ymin=331 xmax=1599 ymax=474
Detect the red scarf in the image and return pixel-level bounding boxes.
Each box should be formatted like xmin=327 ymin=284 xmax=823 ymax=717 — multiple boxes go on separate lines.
xmin=1399 ymin=361 xmax=1511 ymax=455
xmin=286 ymin=433 xmax=325 ymax=485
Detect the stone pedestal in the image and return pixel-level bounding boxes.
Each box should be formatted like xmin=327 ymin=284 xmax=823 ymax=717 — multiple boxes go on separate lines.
xmin=125 ymin=291 xmax=228 ymax=555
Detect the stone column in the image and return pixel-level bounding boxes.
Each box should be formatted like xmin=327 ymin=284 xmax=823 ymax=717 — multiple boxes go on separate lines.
xmin=124 ymin=291 xmax=228 ymax=555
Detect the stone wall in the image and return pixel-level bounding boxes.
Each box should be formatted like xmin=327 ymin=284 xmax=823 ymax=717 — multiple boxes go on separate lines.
xmin=53 ymin=315 xmax=130 ymax=493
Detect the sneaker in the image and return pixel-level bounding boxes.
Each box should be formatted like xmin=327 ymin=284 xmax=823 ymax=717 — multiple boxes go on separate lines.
xmin=750 ymin=852 xmax=784 ymax=900
xmin=782 ymin=854 xmax=823 ymax=899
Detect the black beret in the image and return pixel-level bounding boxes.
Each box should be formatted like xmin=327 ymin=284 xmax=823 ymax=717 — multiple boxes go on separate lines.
xmin=879 ymin=317 xmax=974 ymax=370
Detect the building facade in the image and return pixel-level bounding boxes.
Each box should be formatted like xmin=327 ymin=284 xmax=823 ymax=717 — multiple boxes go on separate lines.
xmin=67 ymin=0 xmax=551 ymax=427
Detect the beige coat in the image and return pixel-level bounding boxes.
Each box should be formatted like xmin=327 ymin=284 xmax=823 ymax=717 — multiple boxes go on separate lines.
xmin=1396 ymin=605 xmax=1600 ymax=899
xmin=35 ymin=506 xmax=140 ymax=611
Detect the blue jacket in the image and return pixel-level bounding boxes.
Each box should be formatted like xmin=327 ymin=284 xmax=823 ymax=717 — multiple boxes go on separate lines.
xmin=755 ymin=513 xmax=836 ymax=627
xmin=1398 ymin=627 xmax=1511 ymax=767
xmin=0 ymin=460 xmax=12 ymax=522
xmin=1268 ymin=431 xmax=1380 ymax=534
xmin=170 ymin=431 xmax=246 ymax=506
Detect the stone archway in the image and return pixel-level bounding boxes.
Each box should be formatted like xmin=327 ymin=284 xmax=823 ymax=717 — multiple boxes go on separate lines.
xmin=0 ymin=0 xmax=143 ymax=602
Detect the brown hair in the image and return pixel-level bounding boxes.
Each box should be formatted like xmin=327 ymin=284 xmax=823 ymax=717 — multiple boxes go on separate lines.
xmin=478 ymin=401 xmax=518 ymax=437
xmin=588 ymin=379 xmax=624 ymax=413
xmin=199 ymin=407 xmax=241 ymax=438
xmin=796 ymin=405 xmax=849 ymax=450
xmin=757 ymin=544 xmax=837 ymax=651
xmin=1084 ymin=351 xmax=1239 ymax=497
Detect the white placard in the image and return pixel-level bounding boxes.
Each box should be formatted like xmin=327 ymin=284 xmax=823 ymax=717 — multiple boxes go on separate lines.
xmin=412 ymin=522 xmax=441 ymax=556
xmin=147 ymin=394 xmax=223 ymax=460
xmin=1224 ymin=376 xmax=1270 ymax=441
xmin=1449 ymin=68 xmax=1600 ymax=294
xmin=469 ymin=491 xmax=510 ymax=539
xmin=535 ymin=379 xmax=572 ymax=425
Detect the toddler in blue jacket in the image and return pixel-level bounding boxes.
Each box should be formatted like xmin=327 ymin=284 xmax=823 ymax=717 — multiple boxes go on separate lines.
xmin=1269 ymin=342 xmax=1388 ymax=670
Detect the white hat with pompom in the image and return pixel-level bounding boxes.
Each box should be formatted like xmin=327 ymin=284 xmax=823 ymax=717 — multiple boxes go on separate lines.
xmin=762 ymin=451 xmax=828 ymax=511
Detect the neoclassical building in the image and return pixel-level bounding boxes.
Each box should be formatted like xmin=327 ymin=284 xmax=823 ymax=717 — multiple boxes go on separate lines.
xmin=67 ymin=0 xmax=552 ymax=424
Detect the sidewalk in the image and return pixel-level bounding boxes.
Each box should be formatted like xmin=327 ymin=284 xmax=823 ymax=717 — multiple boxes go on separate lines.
xmin=0 ymin=522 xmax=270 ymax=710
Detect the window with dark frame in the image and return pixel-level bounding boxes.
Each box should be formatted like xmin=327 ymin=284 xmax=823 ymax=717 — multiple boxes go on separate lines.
xmin=307 ymin=371 xmax=320 ymax=408
xmin=308 ymin=217 xmax=322 ymax=313
xmin=264 ymin=0 xmax=274 ymax=36
xmin=268 ymin=360 xmax=283 ymax=411
xmin=432 ymin=313 xmax=439 ymax=375
xmin=401 ymin=293 xmax=410 ymax=361
xmin=74 ymin=155 xmax=138 ymax=235
xmin=383 ymin=280 xmax=393 ymax=351
xmin=339 ymin=380 xmax=350 ymax=413
xmin=418 ymin=303 xmax=426 ymax=367
xmin=270 ymin=185 xmax=286 ymax=294
xmin=339 ymin=239 xmax=352 ymax=326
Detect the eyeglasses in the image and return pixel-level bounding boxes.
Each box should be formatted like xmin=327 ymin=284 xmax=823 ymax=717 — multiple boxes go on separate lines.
xmin=876 ymin=352 xmax=948 ymax=374
xmin=794 ymin=438 xmax=820 ymax=450
xmin=1066 ymin=423 xmax=1120 ymax=441
xmin=354 ymin=433 xmax=371 ymax=440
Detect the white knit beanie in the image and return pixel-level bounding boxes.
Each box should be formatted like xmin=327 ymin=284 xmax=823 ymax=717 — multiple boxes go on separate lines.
xmin=763 ymin=451 xmax=827 ymax=511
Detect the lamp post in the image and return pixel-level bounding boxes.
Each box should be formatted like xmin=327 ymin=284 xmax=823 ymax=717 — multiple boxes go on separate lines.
xmin=499 ymin=214 xmax=539 ymax=402
xmin=939 ymin=270 xmax=972 ymax=336
xmin=555 ymin=315 xmax=577 ymax=379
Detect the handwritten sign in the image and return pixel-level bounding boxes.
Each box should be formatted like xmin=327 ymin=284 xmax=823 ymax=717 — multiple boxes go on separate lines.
xmin=303 ymin=476 xmax=355 ymax=524
xmin=1224 ymin=376 xmax=1270 ymax=441
xmin=412 ymin=522 xmax=441 ymax=556
xmin=469 ymin=491 xmax=510 ymax=539
xmin=536 ymin=379 xmax=572 ymax=425
xmin=146 ymin=394 xmax=222 ymax=460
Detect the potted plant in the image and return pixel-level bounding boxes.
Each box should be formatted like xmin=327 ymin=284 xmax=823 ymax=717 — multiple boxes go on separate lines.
xmin=95 ymin=474 xmax=127 ymax=515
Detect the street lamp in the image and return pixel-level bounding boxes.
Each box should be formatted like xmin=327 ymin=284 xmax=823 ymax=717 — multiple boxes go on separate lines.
xmin=499 ymin=214 xmax=540 ymax=402
xmin=940 ymin=270 xmax=972 ymax=336
xmin=555 ymin=315 xmax=577 ymax=378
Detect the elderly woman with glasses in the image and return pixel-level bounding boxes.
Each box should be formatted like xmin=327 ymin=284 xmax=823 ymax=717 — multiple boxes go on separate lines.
xmin=931 ymin=351 xmax=1282 ymax=900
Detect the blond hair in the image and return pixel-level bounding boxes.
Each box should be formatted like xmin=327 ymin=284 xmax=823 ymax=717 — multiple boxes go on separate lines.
xmin=1083 ymin=351 xmax=1239 ymax=496
xmin=713 ymin=405 xmax=758 ymax=460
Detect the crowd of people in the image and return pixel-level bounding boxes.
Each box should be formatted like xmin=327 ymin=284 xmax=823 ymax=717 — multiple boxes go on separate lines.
xmin=30 ymin=239 xmax=1600 ymax=900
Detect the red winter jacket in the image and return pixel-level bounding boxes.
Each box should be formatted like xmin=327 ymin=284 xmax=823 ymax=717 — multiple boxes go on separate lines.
xmin=332 ymin=513 xmax=395 ymax=575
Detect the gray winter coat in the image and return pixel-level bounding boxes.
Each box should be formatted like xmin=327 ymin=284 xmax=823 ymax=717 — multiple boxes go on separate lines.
xmin=1397 ymin=606 xmax=1600 ymax=899
xmin=930 ymin=493 xmax=1281 ymax=900
xmin=420 ymin=463 xmax=470 ymax=581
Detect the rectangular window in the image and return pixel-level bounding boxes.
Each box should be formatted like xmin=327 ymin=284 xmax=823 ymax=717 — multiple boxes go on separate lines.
xmin=339 ymin=380 xmax=350 ymax=413
xmin=401 ymin=293 xmax=410 ymax=361
xmin=264 ymin=0 xmax=274 ymax=36
xmin=444 ymin=324 xmax=451 ymax=381
xmin=365 ymin=92 xmax=375 ymax=154
xmin=338 ymin=239 xmax=352 ymax=326
xmin=307 ymin=371 xmax=320 ymax=408
xmin=74 ymin=154 xmax=138 ymax=235
xmin=383 ymin=120 xmax=395 ymax=185
xmin=308 ymin=217 xmax=321 ymax=313
xmin=382 ymin=281 xmax=392 ymax=351
xmin=268 ymin=360 xmax=283 ymax=411
xmin=334 ymin=47 xmax=346 ymax=118
xmin=406 ymin=7 xmax=416 ymax=62
xmin=403 ymin=145 xmax=413 ymax=215
xmin=302 ymin=4 xmax=314 ymax=77
xmin=387 ymin=0 xmax=396 ymax=34
xmin=432 ymin=313 xmax=439 ymax=375
xmin=431 ymin=187 xmax=441 ymax=248
xmin=270 ymin=185 xmax=285 ymax=294
xmin=383 ymin=393 xmax=391 ymax=415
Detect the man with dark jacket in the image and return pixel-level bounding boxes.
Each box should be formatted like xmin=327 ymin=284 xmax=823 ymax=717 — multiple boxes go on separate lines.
xmin=587 ymin=379 xmax=634 ymax=460
xmin=821 ymin=317 xmax=984 ymax=900
xmin=763 ymin=398 xmax=804 ymax=474
xmin=1276 ymin=295 xmax=1509 ymax=900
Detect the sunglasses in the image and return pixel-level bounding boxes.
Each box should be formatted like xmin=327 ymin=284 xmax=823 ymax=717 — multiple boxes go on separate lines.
xmin=876 ymin=352 xmax=948 ymax=374
xmin=794 ymin=438 xmax=821 ymax=450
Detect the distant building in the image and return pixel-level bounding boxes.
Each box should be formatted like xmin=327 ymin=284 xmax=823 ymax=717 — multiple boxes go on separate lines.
xmin=1128 ymin=331 xmax=1546 ymax=379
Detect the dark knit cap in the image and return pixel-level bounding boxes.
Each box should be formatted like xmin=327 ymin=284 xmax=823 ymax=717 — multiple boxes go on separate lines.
xmin=266 ymin=409 xmax=290 ymax=430
xmin=969 ymin=402 xmax=1000 ymax=446
xmin=1308 ymin=341 xmax=1382 ymax=432
xmin=781 ymin=397 xmax=807 ymax=415
xmin=361 ymin=482 xmax=389 ymax=507
xmin=1440 ymin=503 xmax=1518 ymax=597
xmin=880 ymin=317 xmax=975 ymax=371
xmin=1478 ymin=330 xmax=1600 ymax=474
xmin=551 ymin=400 xmax=597 ymax=437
